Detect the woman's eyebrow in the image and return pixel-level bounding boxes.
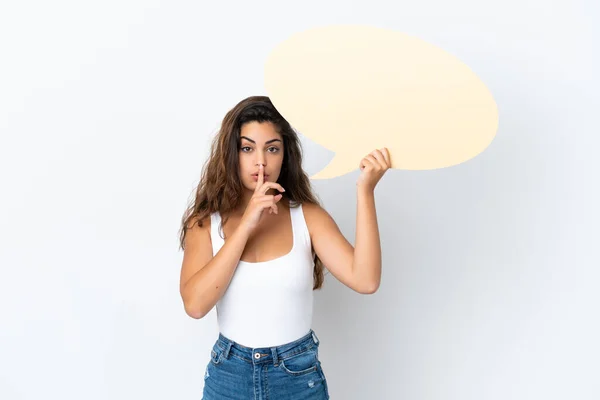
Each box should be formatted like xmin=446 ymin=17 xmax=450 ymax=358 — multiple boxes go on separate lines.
xmin=240 ymin=136 xmax=282 ymax=144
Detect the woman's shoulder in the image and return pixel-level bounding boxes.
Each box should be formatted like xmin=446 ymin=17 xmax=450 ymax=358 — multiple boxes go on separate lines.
xmin=297 ymin=201 xmax=331 ymax=224
xmin=185 ymin=213 xmax=211 ymax=232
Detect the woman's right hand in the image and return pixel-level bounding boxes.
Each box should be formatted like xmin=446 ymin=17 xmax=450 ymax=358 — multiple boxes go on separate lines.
xmin=239 ymin=165 xmax=285 ymax=235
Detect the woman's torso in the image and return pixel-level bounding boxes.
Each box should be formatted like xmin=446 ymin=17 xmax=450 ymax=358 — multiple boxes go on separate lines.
xmin=209 ymin=199 xmax=315 ymax=348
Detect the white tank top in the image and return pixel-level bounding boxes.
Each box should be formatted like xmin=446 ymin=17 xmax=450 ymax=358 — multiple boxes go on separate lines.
xmin=209 ymin=201 xmax=315 ymax=348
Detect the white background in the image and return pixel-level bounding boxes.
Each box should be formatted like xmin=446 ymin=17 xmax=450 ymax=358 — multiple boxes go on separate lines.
xmin=1 ymin=1 xmax=598 ymax=399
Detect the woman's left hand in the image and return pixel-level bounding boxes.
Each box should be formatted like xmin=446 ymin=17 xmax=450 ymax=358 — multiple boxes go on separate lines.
xmin=357 ymin=147 xmax=391 ymax=192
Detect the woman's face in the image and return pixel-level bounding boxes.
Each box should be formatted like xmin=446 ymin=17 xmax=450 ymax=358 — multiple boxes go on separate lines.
xmin=238 ymin=121 xmax=284 ymax=191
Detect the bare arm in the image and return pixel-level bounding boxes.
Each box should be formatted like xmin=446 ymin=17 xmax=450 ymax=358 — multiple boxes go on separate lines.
xmin=305 ymin=148 xmax=389 ymax=294
xmin=179 ymin=218 xmax=251 ymax=319
xmin=304 ymin=200 xmax=380 ymax=295
xmin=351 ymin=186 xmax=381 ymax=292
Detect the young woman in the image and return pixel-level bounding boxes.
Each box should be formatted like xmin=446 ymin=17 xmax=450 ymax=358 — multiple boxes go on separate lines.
xmin=178 ymin=95 xmax=390 ymax=399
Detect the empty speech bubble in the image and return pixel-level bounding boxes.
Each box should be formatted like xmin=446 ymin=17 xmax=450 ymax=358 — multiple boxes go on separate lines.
xmin=264 ymin=24 xmax=499 ymax=179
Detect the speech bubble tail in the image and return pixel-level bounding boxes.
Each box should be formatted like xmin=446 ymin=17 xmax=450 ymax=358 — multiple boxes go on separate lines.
xmin=309 ymin=155 xmax=356 ymax=180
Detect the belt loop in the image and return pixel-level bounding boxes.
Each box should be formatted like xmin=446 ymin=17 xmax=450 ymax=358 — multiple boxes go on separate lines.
xmin=271 ymin=347 xmax=279 ymax=367
xmin=311 ymin=330 xmax=319 ymax=345
xmin=223 ymin=339 xmax=233 ymax=359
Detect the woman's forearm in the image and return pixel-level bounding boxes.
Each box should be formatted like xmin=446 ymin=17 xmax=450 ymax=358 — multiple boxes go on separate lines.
xmin=351 ymin=187 xmax=382 ymax=293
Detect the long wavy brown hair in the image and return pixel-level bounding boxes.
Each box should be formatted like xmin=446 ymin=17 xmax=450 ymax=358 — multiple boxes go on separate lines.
xmin=178 ymin=95 xmax=326 ymax=290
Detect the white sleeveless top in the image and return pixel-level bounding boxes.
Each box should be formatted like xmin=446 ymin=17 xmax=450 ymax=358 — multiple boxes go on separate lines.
xmin=209 ymin=201 xmax=315 ymax=348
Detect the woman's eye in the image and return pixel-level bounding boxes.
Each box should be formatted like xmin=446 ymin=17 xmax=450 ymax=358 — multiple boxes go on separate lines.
xmin=240 ymin=146 xmax=279 ymax=153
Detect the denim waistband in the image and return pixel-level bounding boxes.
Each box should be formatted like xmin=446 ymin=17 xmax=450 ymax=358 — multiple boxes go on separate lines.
xmin=216 ymin=329 xmax=320 ymax=365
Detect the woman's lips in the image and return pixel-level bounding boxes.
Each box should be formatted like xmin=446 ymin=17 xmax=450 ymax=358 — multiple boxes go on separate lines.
xmin=252 ymin=175 xmax=268 ymax=181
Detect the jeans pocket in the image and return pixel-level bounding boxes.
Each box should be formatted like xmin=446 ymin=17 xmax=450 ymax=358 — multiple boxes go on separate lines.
xmin=278 ymin=347 xmax=319 ymax=376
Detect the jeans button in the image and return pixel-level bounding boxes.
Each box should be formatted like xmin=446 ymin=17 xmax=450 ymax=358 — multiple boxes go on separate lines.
xmin=254 ymin=353 xmax=261 ymax=359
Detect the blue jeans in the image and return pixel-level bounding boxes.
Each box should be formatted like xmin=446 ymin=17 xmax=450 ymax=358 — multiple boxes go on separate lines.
xmin=202 ymin=329 xmax=330 ymax=399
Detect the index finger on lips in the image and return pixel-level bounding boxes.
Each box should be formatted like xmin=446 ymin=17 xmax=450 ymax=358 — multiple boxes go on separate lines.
xmin=254 ymin=164 xmax=264 ymax=192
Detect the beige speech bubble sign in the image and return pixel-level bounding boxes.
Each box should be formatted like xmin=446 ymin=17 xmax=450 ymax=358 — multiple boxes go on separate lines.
xmin=264 ymin=24 xmax=499 ymax=179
